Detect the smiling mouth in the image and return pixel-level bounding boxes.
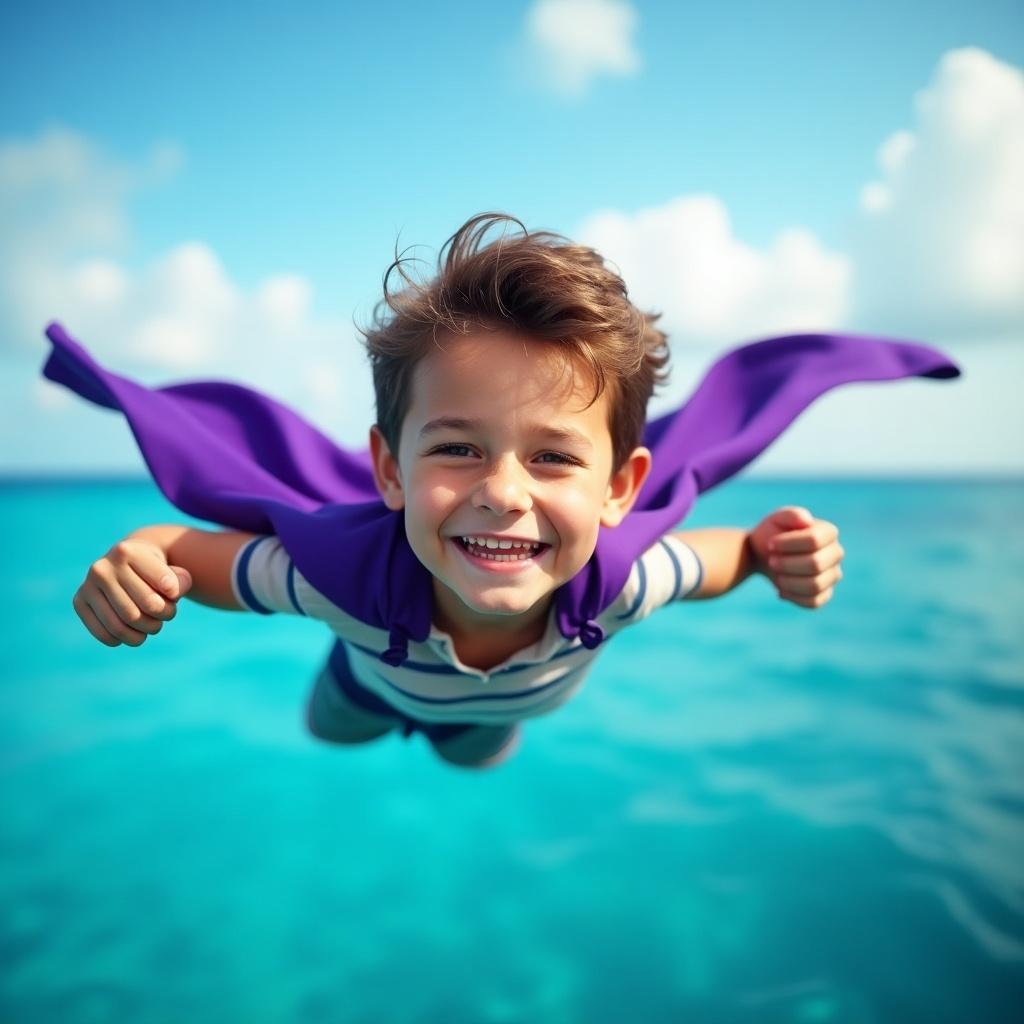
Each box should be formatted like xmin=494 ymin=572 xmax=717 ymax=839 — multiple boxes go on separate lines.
xmin=453 ymin=537 xmax=551 ymax=564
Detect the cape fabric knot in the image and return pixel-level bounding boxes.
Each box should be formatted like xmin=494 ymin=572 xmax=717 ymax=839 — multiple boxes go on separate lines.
xmin=578 ymin=620 xmax=605 ymax=649
xmin=381 ymin=626 xmax=409 ymax=667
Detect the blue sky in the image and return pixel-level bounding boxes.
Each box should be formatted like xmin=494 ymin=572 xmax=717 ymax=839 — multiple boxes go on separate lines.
xmin=2 ymin=0 xmax=1022 ymax=474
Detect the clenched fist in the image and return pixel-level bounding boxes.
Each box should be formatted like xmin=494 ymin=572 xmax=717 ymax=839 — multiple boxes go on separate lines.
xmin=73 ymin=538 xmax=193 ymax=646
xmin=747 ymin=506 xmax=844 ymax=609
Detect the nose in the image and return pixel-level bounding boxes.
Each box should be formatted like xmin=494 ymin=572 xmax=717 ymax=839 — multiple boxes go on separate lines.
xmin=471 ymin=455 xmax=533 ymax=516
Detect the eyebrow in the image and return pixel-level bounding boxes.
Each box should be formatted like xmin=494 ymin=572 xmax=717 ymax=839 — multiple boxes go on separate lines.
xmin=418 ymin=416 xmax=594 ymax=451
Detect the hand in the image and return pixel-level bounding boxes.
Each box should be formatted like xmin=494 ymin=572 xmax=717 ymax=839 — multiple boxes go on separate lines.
xmin=747 ymin=506 xmax=844 ymax=609
xmin=73 ymin=538 xmax=193 ymax=647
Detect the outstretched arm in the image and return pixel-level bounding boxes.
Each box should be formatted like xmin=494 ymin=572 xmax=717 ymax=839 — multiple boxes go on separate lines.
xmin=126 ymin=525 xmax=263 ymax=611
xmin=670 ymin=527 xmax=757 ymax=600
xmin=73 ymin=525 xmax=265 ymax=648
xmin=673 ymin=506 xmax=844 ymax=608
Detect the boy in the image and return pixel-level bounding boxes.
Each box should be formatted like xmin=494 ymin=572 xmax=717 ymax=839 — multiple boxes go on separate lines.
xmin=69 ymin=213 xmax=848 ymax=770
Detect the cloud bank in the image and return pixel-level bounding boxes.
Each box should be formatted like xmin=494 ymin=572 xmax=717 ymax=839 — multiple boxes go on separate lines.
xmin=1 ymin=127 xmax=376 ymax=470
xmin=3 ymin=48 xmax=1021 ymax=474
xmin=850 ymin=48 xmax=1024 ymax=342
xmin=577 ymin=47 xmax=1024 ymax=349
xmin=578 ymin=196 xmax=850 ymax=347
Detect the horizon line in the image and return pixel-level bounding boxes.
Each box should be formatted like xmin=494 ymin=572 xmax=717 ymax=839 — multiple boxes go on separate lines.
xmin=1 ymin=471 xmax=1022 ymax=487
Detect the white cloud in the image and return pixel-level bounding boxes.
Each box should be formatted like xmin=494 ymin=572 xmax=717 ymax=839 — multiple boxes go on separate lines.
xmin=523 ymin=0 xmax=641 ymax=99
xmin=0 ymin=126 xmax=375 ymax=473
xmin=5 ymin=43 xmax=1022 ymax=477
xmin=571 ymin=49 xmax=1021 ymax=473
xmin=849 ymin=47 xmax=1024 ymax=341
xmin=576 ymin=47 xmax=1024 ymax=355
xmin=257 ymin=274 xmax=313 ymax=333
xmin=577 ymin=195 xmax=850 ymax=346
xmin=68 ymin=259 xmax=129 ymax=309
xmin=0 ymin=125 xmax=182 ymax=272
xmin=1 ymin=128 xmax=133 ymax=346
xmin=130 ymin=242 xmax=241 ymax=368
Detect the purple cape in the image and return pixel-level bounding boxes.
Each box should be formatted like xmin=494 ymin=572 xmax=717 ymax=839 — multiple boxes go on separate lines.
xmin=41 ymin=321 xmax=959 ymax=665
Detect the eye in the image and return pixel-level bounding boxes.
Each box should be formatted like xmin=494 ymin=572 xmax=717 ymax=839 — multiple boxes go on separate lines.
xmin=427 ymin=444 xmax=582 ymax=466
xmin=429 ymin=443 xmax=476 ymax=457
xmin=536 ymin=452 xmax=582 ymax=466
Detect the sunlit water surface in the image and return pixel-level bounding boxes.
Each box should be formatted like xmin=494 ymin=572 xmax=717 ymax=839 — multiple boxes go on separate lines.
xmin=1 ymin=479 xmax=1022 ymax=1023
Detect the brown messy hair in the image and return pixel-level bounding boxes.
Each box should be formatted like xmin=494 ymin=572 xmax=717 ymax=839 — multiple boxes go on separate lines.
xmin=355 ymin=212 xmax=671 ymax=475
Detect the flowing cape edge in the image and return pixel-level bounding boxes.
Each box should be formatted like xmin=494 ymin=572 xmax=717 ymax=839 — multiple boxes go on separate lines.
xmin=41 ymin=321 xmax=961 ymax=660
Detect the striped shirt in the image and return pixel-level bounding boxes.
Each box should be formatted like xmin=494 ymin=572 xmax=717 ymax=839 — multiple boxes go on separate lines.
xmin=231 ymin=534 xmax=703 ymax=727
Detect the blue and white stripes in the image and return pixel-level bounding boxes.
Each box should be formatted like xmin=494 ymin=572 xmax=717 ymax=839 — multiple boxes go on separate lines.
xmin=614 ymin=533 xmax=703 ymax=622
xmin=231 ymin=531 xmax=704 ymax=726
xmin=231 ymin=535 xmax=306 ymax=616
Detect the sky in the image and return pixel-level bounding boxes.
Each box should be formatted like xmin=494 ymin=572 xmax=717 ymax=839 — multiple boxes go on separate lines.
xmin=1 ymin=0 xmax=1022 ymax=476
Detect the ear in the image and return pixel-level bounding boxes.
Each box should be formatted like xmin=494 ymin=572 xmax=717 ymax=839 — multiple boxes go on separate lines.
xmin=369 ymin=424 xmax=405 ymax=511
xmin=600 ymin=446 xmax=652 ymax=528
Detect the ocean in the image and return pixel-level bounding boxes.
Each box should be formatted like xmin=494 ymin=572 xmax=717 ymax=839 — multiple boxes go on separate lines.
xmin=1 ymin=478 xmax=1021 ymax=1023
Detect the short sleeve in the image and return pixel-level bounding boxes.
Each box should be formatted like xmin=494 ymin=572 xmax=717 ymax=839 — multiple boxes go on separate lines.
xmin=600 ymin=534 xmax=703 ymax=630
xmin=230 ymin=535 xmax=307 ymax=616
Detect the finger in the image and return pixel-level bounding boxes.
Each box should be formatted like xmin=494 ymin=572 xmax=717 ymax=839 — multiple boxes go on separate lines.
xmin=120 ymin=563 xmax=178 ymax=621
xmin=778 ymin=586 xmax=835 ymax=609
xmin=86 ymin=571 xmax=167 ymax=634
xmin=74 ymin=594 xmax=123 ymax=647
xmin=112 ymin=545 xmax=182 ymax=602
xmin=85 ymin=589 xmax=157 ymax=646
xmin=770 ymin=541 xmax=845 ymax=576
xmin=764 ymin=505 xmax=816 ymax=531
xmin=775 ymin=565 xmax=843 ymax=596
xmin=770 ymin=520 xmax=839 ymax=554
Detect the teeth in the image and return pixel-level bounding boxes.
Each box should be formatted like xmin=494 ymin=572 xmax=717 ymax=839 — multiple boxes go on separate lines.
xmin=460 ymin=536 xmax=541 ymax=551
xmin=458 ymin=536 xmax=544 ymax=560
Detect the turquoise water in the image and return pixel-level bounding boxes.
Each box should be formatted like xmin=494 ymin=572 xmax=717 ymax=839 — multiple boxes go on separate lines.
xmin=1 ymin=478 xmax=1022 ymax=1023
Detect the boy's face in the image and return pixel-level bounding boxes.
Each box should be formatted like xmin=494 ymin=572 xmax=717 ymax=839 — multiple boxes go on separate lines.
xmin=369 ymin=329 xmax=651 ymax=633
